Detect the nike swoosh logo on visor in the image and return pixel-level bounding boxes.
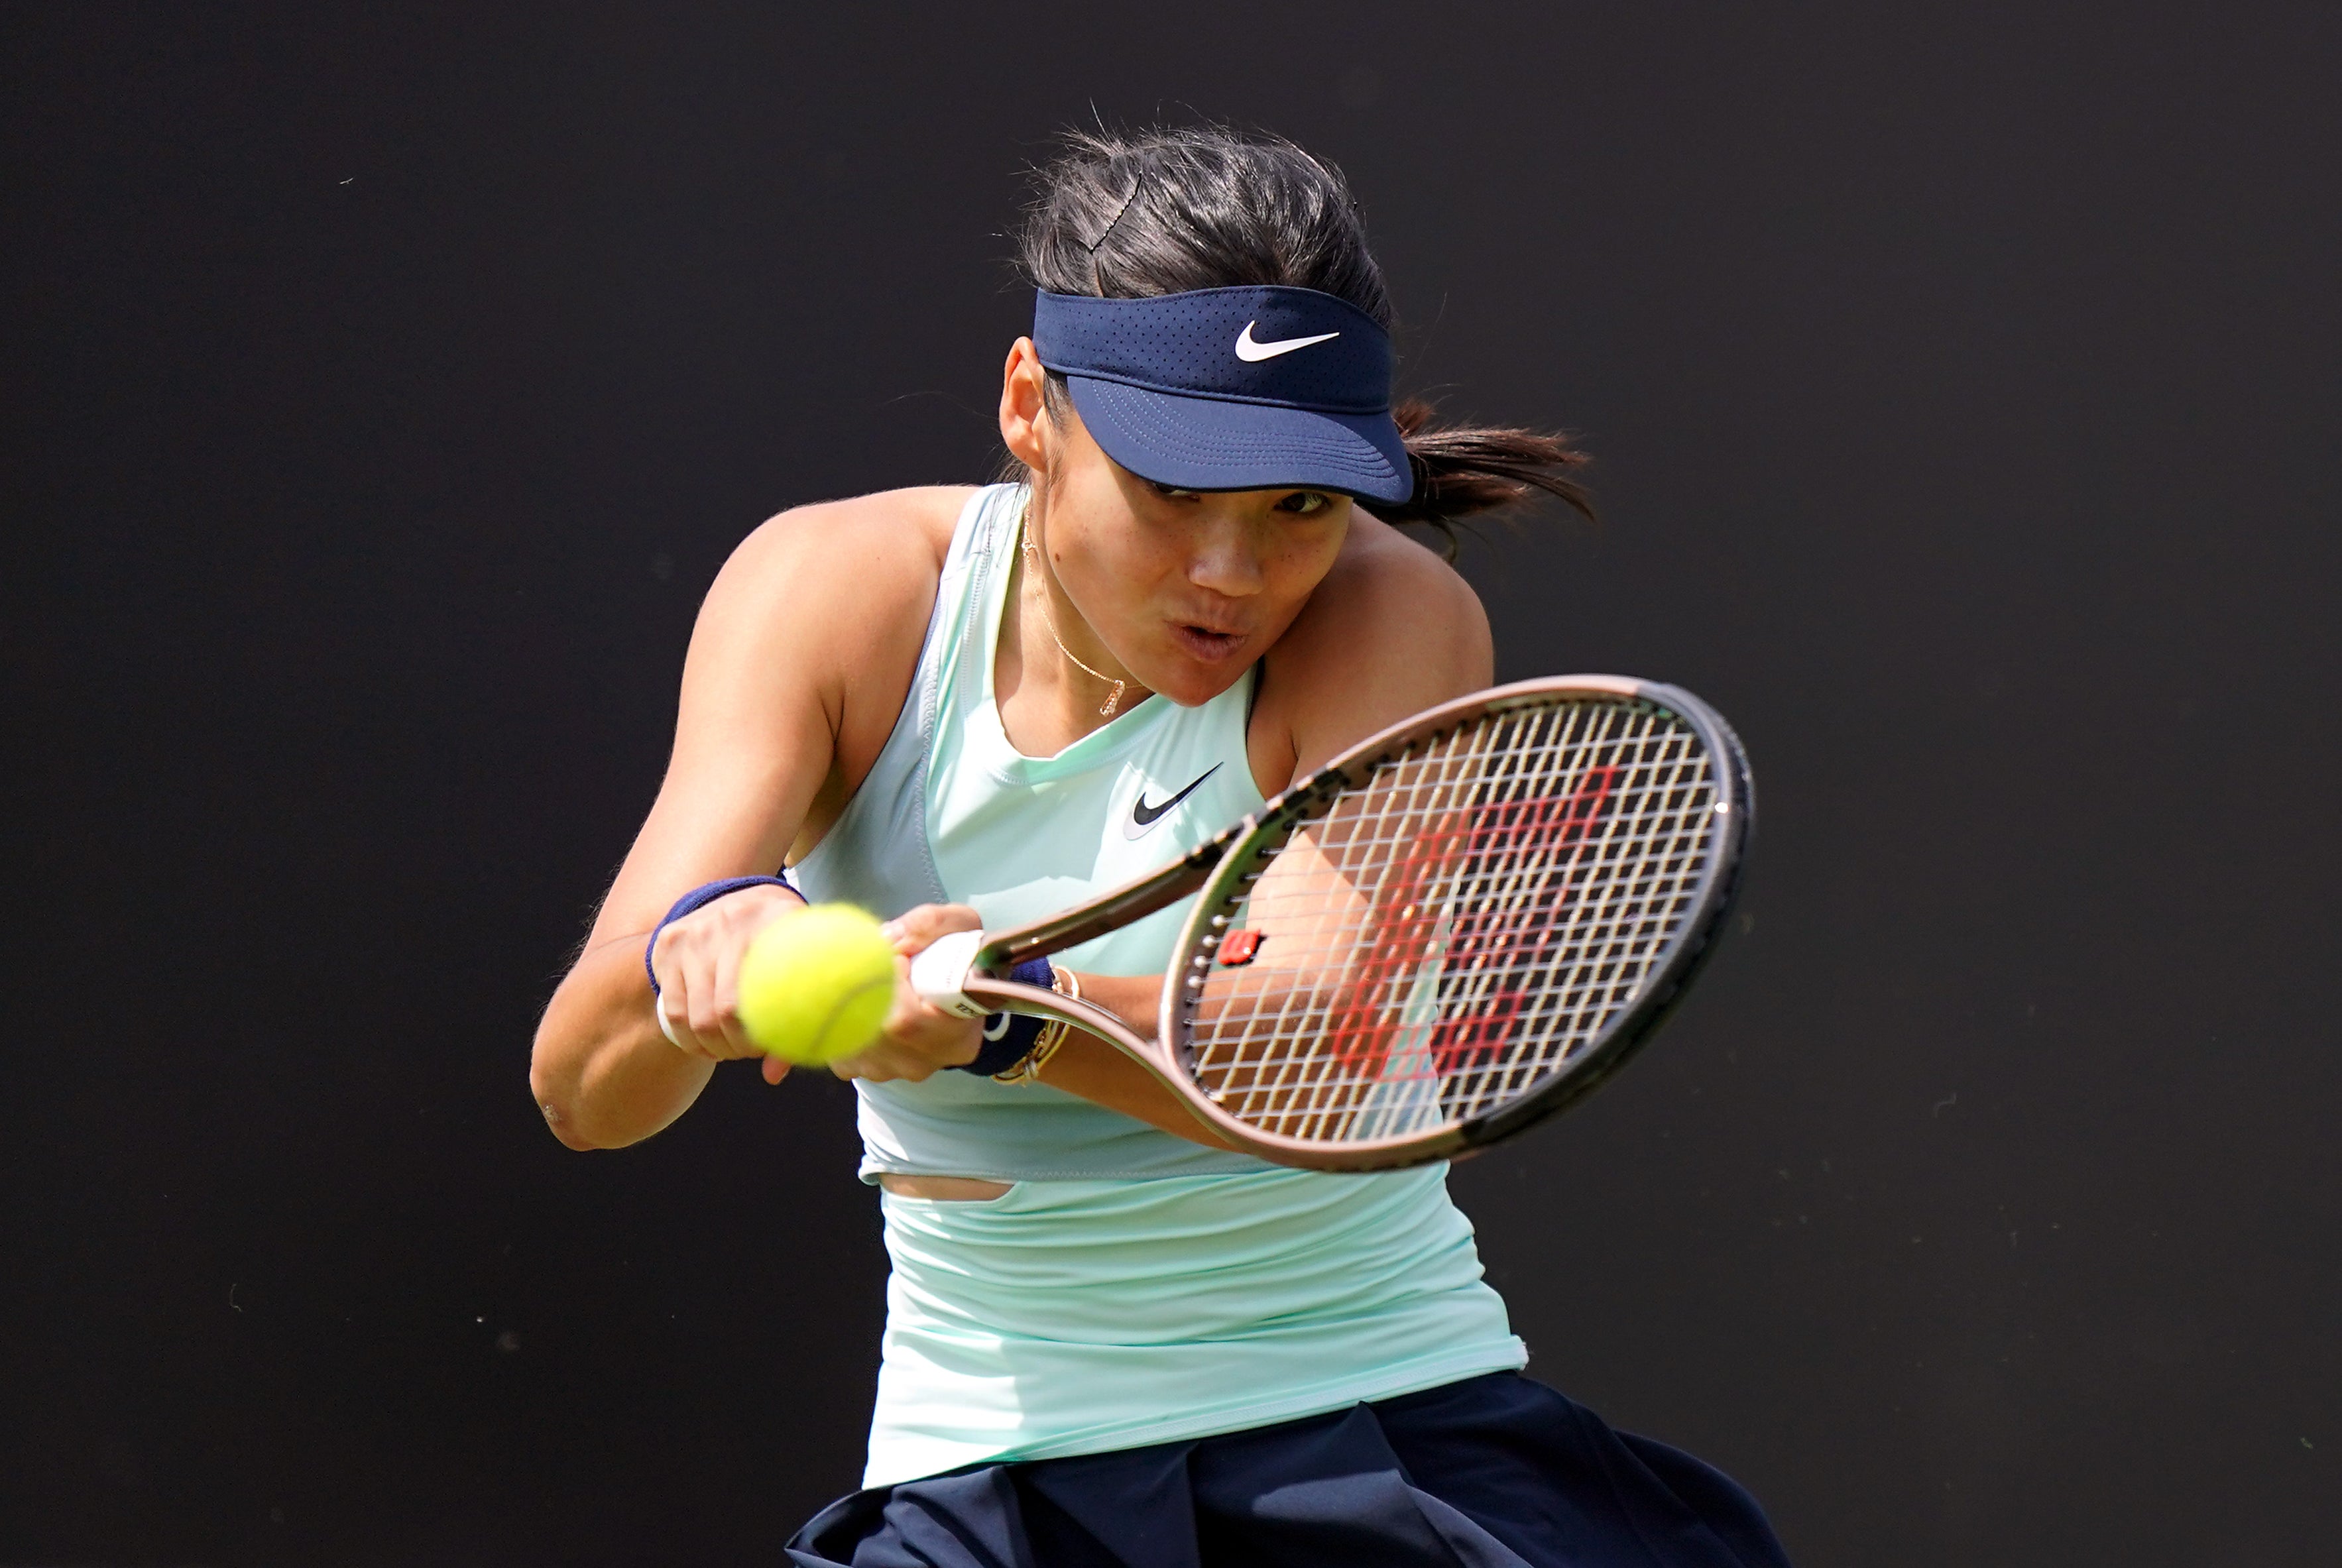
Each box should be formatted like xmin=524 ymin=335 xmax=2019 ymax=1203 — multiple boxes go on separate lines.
xmin=1234 ymin=322 xmax=1341 ymax=362
xmin=1124 ymin=764 xmax=1222 ymax=840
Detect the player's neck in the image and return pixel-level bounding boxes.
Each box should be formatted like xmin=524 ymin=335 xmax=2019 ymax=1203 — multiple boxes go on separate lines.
xmin=997 ymin=551 xmax=1150 ymax=754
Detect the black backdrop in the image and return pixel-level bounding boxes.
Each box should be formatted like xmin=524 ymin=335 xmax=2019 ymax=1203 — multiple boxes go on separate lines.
xmin=5 ymin=5 xmax=2337 ymax=1564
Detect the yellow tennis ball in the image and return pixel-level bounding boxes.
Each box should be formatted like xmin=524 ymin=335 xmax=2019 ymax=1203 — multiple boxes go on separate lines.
xmin=736 ymin=903 xmax=898 ymax=1066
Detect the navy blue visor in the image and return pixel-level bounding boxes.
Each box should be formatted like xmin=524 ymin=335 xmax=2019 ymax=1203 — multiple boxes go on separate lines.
xmin=1031 ymin=286 xmax=1415 ymax=505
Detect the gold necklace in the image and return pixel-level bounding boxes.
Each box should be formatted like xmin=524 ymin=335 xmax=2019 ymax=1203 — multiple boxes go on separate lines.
xmin=1022 ymin=514 xmax=1128 ymax=718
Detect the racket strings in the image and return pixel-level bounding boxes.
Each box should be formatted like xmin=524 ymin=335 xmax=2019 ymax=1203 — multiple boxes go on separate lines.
xmin=1180 ymin=700 xmax=1720 ymax=1146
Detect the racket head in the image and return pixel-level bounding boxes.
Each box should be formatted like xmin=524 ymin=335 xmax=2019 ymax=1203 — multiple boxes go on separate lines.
xmin=1159 ymin=676 xmax=1752 ymax=1171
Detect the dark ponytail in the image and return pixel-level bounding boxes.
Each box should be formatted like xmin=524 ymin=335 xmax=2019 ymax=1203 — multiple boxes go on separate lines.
xmin=1381 ymin=399 xmax=1592 ymax=554
xmin=1013 ymin=125 xmax=1592 ymax=552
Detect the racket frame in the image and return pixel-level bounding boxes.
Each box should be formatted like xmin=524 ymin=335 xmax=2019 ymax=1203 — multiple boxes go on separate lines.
xmin=935 ymin=675 xmax=1753 ymax=1170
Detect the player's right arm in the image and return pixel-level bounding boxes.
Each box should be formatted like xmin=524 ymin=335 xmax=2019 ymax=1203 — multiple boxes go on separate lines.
xmin=528 ymin=489 xmax=965 ymax=1150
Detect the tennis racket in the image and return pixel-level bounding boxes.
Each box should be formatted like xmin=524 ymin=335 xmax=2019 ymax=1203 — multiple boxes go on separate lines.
xmin=910 ymin=675 xmax=1753 ymax=1172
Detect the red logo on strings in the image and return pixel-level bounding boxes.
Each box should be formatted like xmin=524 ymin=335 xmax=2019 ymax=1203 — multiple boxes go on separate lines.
xmin=1323 ymin=765 xmax=1620 ymax=1081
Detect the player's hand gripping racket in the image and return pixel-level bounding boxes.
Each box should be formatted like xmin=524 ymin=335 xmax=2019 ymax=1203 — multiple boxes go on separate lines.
xmin=911 ymin=676 xmax=1753 ymax=1171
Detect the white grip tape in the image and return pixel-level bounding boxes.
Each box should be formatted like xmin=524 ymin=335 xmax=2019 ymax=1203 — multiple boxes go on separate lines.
xmin=909 ymin=928 xmax=987 ymax=1018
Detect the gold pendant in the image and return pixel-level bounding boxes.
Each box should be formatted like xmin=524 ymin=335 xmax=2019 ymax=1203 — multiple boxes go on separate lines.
xmin=1100 ymin=681 xmax=1124 ymax=718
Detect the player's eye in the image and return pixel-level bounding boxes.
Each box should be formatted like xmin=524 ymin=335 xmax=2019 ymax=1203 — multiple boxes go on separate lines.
xmin=1275 ymin=490 xmax=1337 ymax=516
xmin=1146 ymin=480 xmax=1201 ymax=501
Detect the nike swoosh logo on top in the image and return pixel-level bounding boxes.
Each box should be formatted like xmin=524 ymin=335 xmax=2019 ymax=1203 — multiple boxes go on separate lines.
xmin=1124 ymin=763 xmax=1222 ymax=840
xmin=1234 ymin=322 xmax=1341 ymax=362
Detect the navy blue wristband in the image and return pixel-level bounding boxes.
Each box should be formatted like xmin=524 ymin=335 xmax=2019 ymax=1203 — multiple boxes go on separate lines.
xmin=644 ymin=875 xmax=801 ymax=995
xmin=953 ymin=957 xmax=1057 ymax=1076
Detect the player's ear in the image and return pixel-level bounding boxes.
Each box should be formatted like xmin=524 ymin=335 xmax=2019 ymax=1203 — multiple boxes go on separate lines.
xmin=998 ymin=338 xmax=1052 ymax=471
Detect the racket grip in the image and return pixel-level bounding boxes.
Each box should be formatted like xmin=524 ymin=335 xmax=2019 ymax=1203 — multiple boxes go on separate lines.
xmin=909 ymin=928 xmax=987 ymax=1018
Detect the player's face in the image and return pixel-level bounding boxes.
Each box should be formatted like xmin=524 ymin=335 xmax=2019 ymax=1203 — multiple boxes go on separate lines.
xmin=1039 ymin=398 xmax=1353 ymax=708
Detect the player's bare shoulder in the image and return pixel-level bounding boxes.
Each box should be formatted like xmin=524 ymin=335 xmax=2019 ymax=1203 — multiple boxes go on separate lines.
xmin=714 ymin=486 xmax=968 ymax=632
xmin=1247 ymin=512 xmax=1493 ymax=787
xmin=1319 ymin=514 xmax=1490 ymax=656
xmin=683 ymin=486 xmax=971 ymax=775
xmin=1277 ymin=510 xmax=1491 ymax=701
xmin=703 ymin=486 xmax=963 ymax=669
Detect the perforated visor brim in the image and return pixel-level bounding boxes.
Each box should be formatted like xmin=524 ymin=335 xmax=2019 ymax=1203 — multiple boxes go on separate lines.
xmin=1066 ymin=376 xmax=1416 ymax=505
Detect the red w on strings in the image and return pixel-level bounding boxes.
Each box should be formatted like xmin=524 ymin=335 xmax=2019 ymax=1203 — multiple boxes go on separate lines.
xmin=1322 ymin=765 xmax=1621 ymax=1084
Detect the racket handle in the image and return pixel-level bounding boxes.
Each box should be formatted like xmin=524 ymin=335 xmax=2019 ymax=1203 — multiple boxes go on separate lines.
xmin=909 ymin=928 xmax=987 ymax=1018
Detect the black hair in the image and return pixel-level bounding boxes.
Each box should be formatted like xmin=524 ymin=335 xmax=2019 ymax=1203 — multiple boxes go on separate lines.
xmin=1011 ymin=125 xmax=1592 ymax=553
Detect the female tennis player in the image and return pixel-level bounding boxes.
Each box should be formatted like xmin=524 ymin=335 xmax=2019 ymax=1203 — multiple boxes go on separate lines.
xmin=531 ymin=127 xmax=1791 ymax=1567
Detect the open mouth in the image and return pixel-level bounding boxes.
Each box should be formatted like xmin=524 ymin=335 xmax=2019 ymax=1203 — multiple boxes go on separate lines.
xmin=1171 ymin=623 xmax=1246 ymax=661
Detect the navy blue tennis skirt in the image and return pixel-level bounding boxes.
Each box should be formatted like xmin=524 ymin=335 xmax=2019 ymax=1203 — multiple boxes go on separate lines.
xmin=786 ymin=1371 xmax=1792 ymax=1567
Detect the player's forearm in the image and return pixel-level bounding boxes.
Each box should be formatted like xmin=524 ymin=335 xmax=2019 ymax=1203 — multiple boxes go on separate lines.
xmin=1040 ymin=972 xmax=1237 ymax=1150
xmin=530 ymin=937 xmax=715 ymax=1150
xmin=1039 ymin=1037 xmax=1236 ymax=1148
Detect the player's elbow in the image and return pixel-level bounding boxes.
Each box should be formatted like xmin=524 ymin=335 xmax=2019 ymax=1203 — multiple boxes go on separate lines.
xmin=528 ymin=1072 xmax=600 ymax=1151
xmin=528 ymin=1027 xmax=609 ymax=1152
xmin=540 ymin=1105 xmax=603 ymax=1152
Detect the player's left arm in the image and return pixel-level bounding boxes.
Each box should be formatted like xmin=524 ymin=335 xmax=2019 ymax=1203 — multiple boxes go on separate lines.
xmin=1040 ymin=513 xmax=1494 ymax=1139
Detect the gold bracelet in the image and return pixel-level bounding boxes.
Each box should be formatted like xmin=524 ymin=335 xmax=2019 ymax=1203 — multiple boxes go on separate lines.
xmin=991 ymin=1019 xmax=1065 ymax=1084
xmin=993 ymin=968 xmax=1081 ymax=1084
xmin=1027 ymin=969 xmax=1083 ymax=1079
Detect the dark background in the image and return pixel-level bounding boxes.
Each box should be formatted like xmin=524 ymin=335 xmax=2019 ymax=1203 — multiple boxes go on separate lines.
xmin=4 ymin=3 xmax=2336 ymax=1563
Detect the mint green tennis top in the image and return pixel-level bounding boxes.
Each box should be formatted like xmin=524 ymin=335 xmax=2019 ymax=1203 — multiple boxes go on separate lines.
xmin=791 ymin=483 xmax=1526 ymax=1486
